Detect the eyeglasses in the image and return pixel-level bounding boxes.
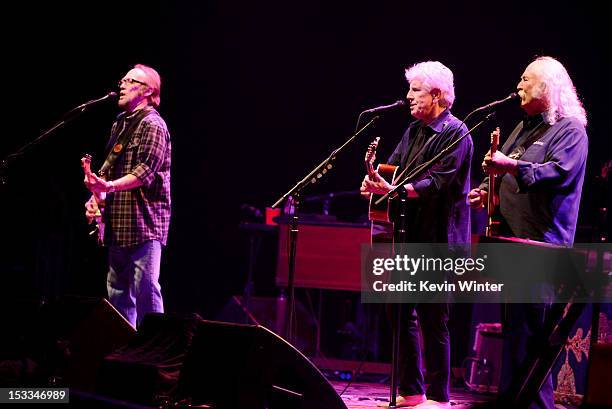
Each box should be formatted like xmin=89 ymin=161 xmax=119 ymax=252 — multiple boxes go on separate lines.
xmin=118 ymin=78 xmax=149 ymax=87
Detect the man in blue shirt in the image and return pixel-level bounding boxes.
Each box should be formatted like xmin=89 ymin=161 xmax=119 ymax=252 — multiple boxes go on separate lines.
xmin=362 ymin=61 xmax=472 ymax=409
xmin=468 ymin=56 xmax=588 ymax=409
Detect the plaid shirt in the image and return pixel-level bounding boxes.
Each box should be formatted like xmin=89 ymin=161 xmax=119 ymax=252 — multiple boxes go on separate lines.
xmin=103 ymin=108 xmax=171 ymax=247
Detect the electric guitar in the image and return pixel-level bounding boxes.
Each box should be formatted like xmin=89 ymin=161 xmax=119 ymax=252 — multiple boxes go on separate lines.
xmin=485 ymin=127 xmax=501 ymax=237
xmin=364 ymin=137 xmax=399 ymax=243
xmin=81 ymin=154 xmax=106 ymax=245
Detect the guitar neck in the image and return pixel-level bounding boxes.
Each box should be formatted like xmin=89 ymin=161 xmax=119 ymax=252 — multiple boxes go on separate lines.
xmin=486 ymin=132 xmax=500 ymax=237
xmin=365 ymin=161 xmax=375 ymax=178
xmin=93 ymin=191 xmax=107 ymax=206
xmin=488 ymin=143 xmax=497 ymax=200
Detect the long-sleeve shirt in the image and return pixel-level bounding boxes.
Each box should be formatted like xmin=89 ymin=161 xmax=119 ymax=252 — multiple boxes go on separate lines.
xmin=104 ymin=108 xmax=171 ymax=247
xmin=479 ymin=114 xmax=588 ymax=246
xmin=387 ymin=109 xmax=473 ymax=244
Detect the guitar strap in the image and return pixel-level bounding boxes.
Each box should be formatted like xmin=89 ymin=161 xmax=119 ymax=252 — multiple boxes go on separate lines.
xmin=392 ymin=125 xmax=446 ymax=185
xmin=506 ymin=121 xmax=551 ymax=161
xmin=490 ymin=120 xmax=550 ymax=228
xmin=98 ymin=107 xmax=154 ymax=177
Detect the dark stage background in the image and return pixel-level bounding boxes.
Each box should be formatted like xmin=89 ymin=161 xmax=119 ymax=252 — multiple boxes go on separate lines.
xmin=1 ymin=1 xmax=610 ymax=346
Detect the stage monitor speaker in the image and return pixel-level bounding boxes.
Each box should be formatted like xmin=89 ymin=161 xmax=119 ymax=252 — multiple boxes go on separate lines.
xmin=177 ymin=319 xmax=347 ymax=409
xmin=97 ymin=312 xmax=201 ymax=406
xmin=44 ymin=296 xmax=136 ymax=391
xmin=0 ymin=296 xmax=135 ymax=391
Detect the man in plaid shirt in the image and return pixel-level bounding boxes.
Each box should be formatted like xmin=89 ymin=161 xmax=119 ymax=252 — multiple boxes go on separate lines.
xmin=85 ymin=64 xmax=171 ymax=327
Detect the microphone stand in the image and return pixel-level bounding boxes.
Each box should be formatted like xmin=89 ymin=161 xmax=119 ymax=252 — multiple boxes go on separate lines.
xmin=388 ymin=185 xmax=408 ymax=409
xmin=271 ymin=116 xmax=379 ymax=343
xmin=0 ymin=92 xmax=115 ymax=310
xmin=1 ymin=93 xmax=116 ymax=187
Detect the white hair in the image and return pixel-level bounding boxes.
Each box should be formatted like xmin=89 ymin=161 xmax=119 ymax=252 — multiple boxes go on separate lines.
xmin=405 ymin=61 xmax=455 ymax=109
xmin=532 ymin=56 xmax=587 ymax=126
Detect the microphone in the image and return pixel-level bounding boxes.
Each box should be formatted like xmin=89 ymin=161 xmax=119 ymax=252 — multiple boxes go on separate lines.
xmin=77 ymin=91 xmax=118 ymax=109
xmin=473 ymin=93 xmax=519 ymax=112
xmin=362 ymin=100 xmax=406 ymax=114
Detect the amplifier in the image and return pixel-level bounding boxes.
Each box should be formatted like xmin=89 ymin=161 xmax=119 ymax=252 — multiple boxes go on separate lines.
xmin=466 ymin=322 xmax=503 ymax=393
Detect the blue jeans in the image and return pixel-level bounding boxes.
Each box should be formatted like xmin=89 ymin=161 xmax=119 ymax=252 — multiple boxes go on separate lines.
xmin=107 ymin=240 xmax=164 ymax=327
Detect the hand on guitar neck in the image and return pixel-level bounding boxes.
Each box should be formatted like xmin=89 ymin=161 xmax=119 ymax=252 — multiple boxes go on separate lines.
xmin=361 ymin=137 xmax=418 ymax=198
xmin=361 ymin=137 xmax=396 ymax=196
xmin=487 ymin=127 xmax=501 ymax=210
xmin=468 ymin=127 xmax=502 ymax=210
xmin=468 ymin=127 xmax=504 ymax=236
xmin=361 ymin=137 xmax=422 ymax=226
xmin=485 ymin=127 xmax=501 ymax=236
xmin=482 ymin=127 xmax=518 ymax=176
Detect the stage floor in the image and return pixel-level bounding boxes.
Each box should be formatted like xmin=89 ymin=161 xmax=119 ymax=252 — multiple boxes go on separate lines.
xmin=330 ymin=381 xmax=496 ymax=409
xmin=331 ymin=382 xmax=585 ymax=408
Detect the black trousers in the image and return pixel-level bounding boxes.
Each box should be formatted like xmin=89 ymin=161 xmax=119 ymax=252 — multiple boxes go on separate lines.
xmin=499 ymin=303 xmax=554 ymax=409
xmin=397 ymin=302 xmax=450 ymax=402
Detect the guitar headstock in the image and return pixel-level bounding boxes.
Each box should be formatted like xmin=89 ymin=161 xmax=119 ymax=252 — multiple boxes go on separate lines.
xmin=81 ymin=154 xmax=93 ymax=174
xmin=365 ymin=137 xmax=380 ymax=164
xmin=364 ymin=137 xmax=380 ymax=177
xmin=490 ymin=127 xmax=500 ymax=152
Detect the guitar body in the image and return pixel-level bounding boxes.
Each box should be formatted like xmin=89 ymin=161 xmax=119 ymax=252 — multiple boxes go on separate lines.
xmin=369 ymin=163 xmax=399 ymax=223
xmin=81 ymin=154 xmax=106 ymax=245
